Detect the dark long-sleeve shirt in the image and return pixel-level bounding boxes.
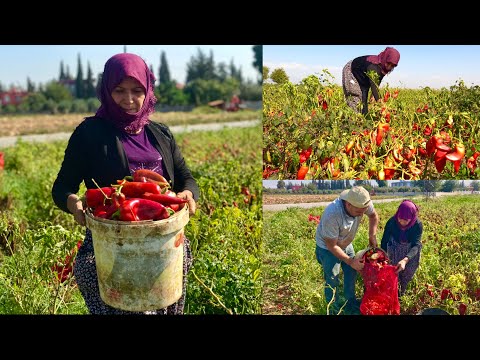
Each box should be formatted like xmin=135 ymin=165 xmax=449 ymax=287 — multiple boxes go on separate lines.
xmin=351 ymin=56 xmax=385 ymax=113
xmin=52 ymin=116 xmax=200 ymax=214
xmin=380 ymin=217 xmax=423 ymax=260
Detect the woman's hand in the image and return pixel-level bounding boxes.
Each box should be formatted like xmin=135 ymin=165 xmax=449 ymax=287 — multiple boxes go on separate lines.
xmin=67 ymin=194 xmax=86 ymax=226
xmin=177 ymin=190 xmax=196 ymax=216
xmin=395 ymin=257 xmax=408 ymax=274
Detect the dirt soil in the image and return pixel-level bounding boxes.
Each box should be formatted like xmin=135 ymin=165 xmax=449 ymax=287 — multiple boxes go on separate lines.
xmin=262 ymin=194 xmax=338 ymax=205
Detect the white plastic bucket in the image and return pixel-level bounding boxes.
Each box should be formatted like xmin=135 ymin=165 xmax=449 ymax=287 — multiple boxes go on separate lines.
xmin=85 ymin=205 xmax=189 ymax=311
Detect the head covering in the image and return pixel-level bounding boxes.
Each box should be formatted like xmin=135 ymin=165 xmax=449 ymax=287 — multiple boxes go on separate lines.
xmin=394 ymin=199 xmax=418 ymax=233
xmin=366 ymin=47 xmax=400 ymax=75
xmin=95 ymin=53 xmax=157 ymax=133
xmin=340 ymin=186 xmax=371 ymax=208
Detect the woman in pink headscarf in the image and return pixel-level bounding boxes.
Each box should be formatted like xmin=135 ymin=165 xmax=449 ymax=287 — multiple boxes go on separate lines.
xmin=342 ymin=47 xmax=400 ymax=115
xmin=380 ymin=199 xmax=423 ymax=296
xmin=52 ymin=53 xmax=199 ymax=315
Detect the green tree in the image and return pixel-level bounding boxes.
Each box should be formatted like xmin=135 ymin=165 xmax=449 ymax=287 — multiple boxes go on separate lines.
xmin=377 ymin=180 xmax=388 ymax=187
xmin=59 ymin=61 xmax=66 ymax=80
xmin=263 ymin=66 xmax=270 ymax=82
xmin=26 ymin=77 xmax=35 ymax=92
xmin=252 ymin=45 xmax=262 ymax=84
xmin=472 ymin=181 xmax=480 ymax=191
xmin=440 ymin=180 xmax=456 ymax=192
xmin=159 ymin=51 xmax=171 ymax=84
xmin=75 ymin=53 xmax=84 ymax=99
xmin=185 ymin=47 xmax=216 ymax=83
xmin=86 ymin=62 xmax=96 ymax=98
xmin=43 ymin=81 xmax=73 ymax=103
xmin=270 ymin=68 xmax=289 ymax=85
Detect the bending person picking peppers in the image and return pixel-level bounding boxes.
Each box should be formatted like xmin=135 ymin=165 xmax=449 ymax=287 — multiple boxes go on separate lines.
xmin=314 ymin=186 xmax=379 ymax=315
xmin=52 ymin=52 xmax=199 ymax=315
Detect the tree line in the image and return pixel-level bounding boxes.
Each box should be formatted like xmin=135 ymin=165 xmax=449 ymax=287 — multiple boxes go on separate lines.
xmin=264 ymin=180 xmax=480 ymax=194
xmin=0 ymin=46 xmax=262 ymax=114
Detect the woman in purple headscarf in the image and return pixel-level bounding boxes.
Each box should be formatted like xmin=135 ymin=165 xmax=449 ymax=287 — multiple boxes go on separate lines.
xmin=52 ymin=53 xmax=199 ymax=315
xmin=342 ymin=47 xmax=400 ymax=115
xmin=380 ymin=199 xmax=423 ymax=296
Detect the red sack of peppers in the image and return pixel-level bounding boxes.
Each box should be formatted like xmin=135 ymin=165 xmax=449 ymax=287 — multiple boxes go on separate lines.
xmin=359 ymin=247 xmax=400 ymax=315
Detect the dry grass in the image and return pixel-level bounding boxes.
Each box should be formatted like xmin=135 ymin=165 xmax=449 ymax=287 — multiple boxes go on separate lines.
xmin=0 ymin=110 xmax=260 ymax=137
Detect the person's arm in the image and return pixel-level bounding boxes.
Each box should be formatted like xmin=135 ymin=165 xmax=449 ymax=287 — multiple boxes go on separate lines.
xmin=380 ymin=217 xmax=393 ymax=252
xmin=395 ymin=221 xmax=423 ymax=273
xmin=405 ymin=221 xmax=423 ymax=260
xmin=52 ymin=123 xmax=88 ymax=225
xmin=366 ymin=64 xmax=382 ymax=101
xmin=324 ymin=237 xmax=364 ymax=271
xmin=367 ymin=208 xmax=379 ymax=247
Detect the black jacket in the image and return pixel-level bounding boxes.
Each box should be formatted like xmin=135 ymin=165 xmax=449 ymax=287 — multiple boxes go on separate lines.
xmin=351 ymin=56 xmax=385 ymax=114
xmin=380 ymin=217 xmax=423 ymax=260
xmin=52 ymin=116 xmax=200 ymax=214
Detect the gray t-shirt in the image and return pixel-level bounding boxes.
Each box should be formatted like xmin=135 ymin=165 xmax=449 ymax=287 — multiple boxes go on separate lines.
xmin=315 ymin=197 xmax=375 ymax=250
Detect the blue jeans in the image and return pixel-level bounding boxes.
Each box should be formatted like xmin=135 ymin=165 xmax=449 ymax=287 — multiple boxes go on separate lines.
xmin=315 ymin=244 xmax=357 ymax=306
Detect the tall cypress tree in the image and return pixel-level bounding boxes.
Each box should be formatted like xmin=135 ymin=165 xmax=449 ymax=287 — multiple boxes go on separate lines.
xmin=252 ymin=45 xmax=262 ymax=84
xmin=59 ymin=61 xmax=66 ymax=81
xmin=26 ymin=77 xmax=35 ymax=92
xmin=86 ymin=62 xmax=96 ymax=98
xmin=75 ymin=53 xmax=84 ymax=99
xmin=159 ymin=51 xmax=171 ymax=84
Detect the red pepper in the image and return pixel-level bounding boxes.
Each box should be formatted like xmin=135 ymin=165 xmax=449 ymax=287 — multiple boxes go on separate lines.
xmin=119 ymin=181 xmax=162 ymax=198
xmin=445 ymin=143 xmax=465 ymax=162
xmin=133 ymin=169 xmax=169 ymax=187
xmin=141 ymin=192 xmax=188 ymax=205
xmin=118 ymin=198 xmax=170 ymax=221
xmin=434 ymin=150 xmax=448 ymax=173
xmin=297 ymin=165 xmax=309 ymax=180
xmin=93 ymin=203 xmax=118 ymax=219
xmin=85 ymin=187 xmax=115 ymax=208
xmin=0 ymin=152 xmax=4 ymax=170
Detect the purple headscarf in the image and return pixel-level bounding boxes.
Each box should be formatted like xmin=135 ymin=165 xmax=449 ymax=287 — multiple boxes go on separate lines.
xmin=367 ymin=47 xmax=400 ymax=75
xmin=95 ymin=53 xmax=157 ymax=133
xmin=394 ymin=199 xmax=418 ymax=235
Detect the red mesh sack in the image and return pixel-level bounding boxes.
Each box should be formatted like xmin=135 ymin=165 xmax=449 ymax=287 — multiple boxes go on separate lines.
xmin=359 ymin=248 xmax=400 ymax=315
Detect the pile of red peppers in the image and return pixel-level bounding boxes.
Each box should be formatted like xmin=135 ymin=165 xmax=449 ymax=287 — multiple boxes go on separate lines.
xmin=86 ymin=169 xmax=187 ymax=222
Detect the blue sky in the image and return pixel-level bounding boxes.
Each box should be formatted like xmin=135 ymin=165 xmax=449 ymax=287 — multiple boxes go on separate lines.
xmin=0 ymin=45 xmax=259 ymax=89
xmin=263 ymin=45 xmax=480 ymax=89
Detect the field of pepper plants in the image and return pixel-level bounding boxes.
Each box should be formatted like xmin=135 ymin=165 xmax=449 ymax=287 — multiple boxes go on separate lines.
xmin=262 ymin=192 xmax=480 ymax=315
xmin=0 ymin=123 xmax=262 ymax=314
xmin=263 ymin=73 xmax=480 ymax=180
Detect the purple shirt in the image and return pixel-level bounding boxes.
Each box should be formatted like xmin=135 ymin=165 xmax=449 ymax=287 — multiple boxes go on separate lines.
xmin=119 ymin=129 xmax=168 ymax=179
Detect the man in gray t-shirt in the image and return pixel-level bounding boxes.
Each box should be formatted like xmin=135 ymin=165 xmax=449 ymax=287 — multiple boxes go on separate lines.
xmin=315 ymin=186 xmax=379 ymax=314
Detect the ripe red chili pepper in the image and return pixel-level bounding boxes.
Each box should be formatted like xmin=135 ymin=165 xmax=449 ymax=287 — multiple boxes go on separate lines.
xmin=433 ymin=135 xmax=451 ymax=152
xmin=93 ymin=203 xmax=118 ymax=219
xmin=119 ymin=181 xmax=162 ymax=198
xmin=345 ymin=140 xmax=355 ymax=154
xmin=297 ymin=165 xmax=309 ymax=180
xmin=133 ymin=169 xmax=169 ymax=186
xmin=118 ymin=198 xmax=170 ymax=221
xmin=445 ymin=143 xmax=465 ymax=162
xmin=434 ymin=150 xmax=448 ymax=173
xmin=0 ymin=152 xmax=4 ymax=170
xmin=141 ymin=192 xmax=188 ymax=205
xmin=85 ymin=187 xmax=115 ymax=208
